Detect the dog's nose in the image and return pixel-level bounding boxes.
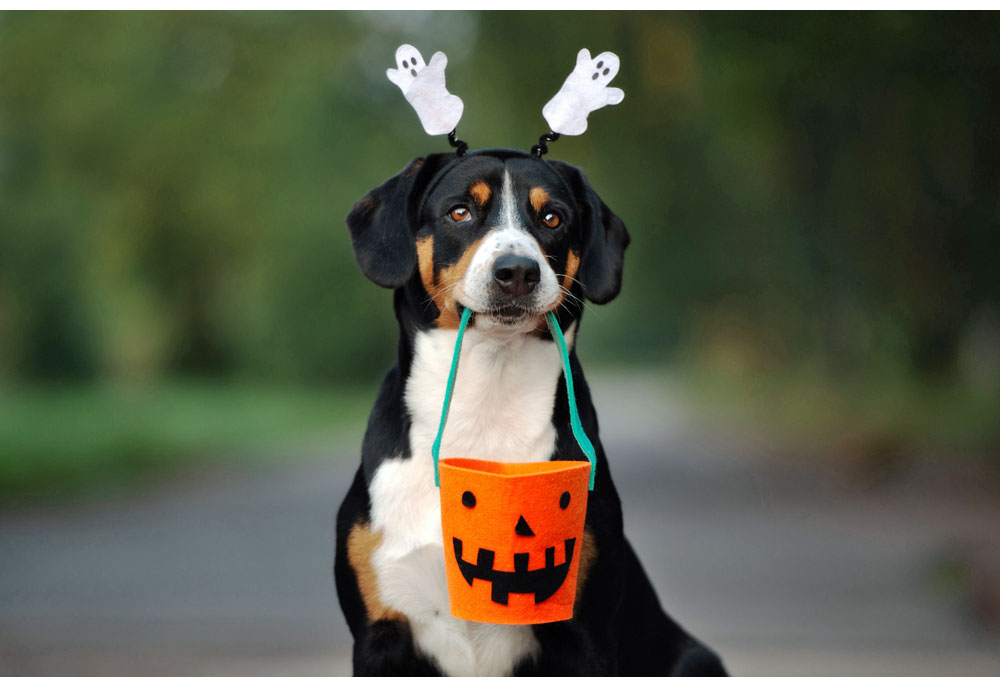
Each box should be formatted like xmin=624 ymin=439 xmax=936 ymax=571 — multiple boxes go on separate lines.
xmin=493 ymin=255 xmax=540 ymax=297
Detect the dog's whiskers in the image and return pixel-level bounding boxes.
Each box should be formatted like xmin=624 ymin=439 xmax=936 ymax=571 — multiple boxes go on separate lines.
xmin=421 ymin=276 xmax=463 ymax=308
xmin=554 ymin=275 xmax=602 ymax=320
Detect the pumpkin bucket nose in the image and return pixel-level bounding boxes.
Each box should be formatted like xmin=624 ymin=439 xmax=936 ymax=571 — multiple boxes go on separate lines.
xmin=515 ymin=515 xmax=535 ymax=537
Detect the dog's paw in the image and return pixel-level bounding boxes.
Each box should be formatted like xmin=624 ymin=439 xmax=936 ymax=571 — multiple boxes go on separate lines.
xmin=543 ymin=48 xmax=624 ymax=136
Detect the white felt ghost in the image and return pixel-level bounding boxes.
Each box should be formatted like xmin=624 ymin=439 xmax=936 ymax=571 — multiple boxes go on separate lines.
xmin=386 ymin=44 xmax=464 ymax=137
xmin=542 ymin=49 xmax=625 ymax=136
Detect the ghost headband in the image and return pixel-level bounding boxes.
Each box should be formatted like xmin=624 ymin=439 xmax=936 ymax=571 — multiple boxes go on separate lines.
xmin=386 ymin=44 xmax=624 ymax=158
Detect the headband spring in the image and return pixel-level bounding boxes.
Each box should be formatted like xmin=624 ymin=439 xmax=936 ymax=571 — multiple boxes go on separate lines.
xmin=448 ymin=130 xmax=468 ymax=157
xmin=531 ymin=131 xmax=560 ymax=158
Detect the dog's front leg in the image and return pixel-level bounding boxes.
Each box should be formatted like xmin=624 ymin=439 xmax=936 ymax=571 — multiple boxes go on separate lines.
xmin=336 ymin=467 xmax=444 ymax=676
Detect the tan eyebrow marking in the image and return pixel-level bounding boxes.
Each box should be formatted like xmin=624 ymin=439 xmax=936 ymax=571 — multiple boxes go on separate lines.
xmin=529 ymin=187 xmax=550 ymax=213
xmin=469 ymin=181 xmax=491 ymax=207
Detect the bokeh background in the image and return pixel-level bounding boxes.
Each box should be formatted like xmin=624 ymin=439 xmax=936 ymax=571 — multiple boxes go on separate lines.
xmin=1 ymin=11 xmax=998 ymax=676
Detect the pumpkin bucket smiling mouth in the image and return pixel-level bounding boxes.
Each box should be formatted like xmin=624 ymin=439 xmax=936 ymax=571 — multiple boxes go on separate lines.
xmin=453 ymin=536 xmax=577 ymax=605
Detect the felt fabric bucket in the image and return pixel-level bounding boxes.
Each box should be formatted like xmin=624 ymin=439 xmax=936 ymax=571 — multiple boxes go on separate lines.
xmin=432 ymin=309 xmax=596 ymax=625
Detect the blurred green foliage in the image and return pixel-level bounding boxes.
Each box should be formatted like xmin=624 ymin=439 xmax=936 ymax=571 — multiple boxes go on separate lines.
xmin=0 ymin=383 xmax=370 ymax=502
xmin=0 ymin=11 xmax=998 ymax=482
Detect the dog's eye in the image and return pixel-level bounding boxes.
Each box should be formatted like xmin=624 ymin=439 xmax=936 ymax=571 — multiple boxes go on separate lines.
xmin=449 ymin=206 xmax=471 ymax=223
xmin=542 ymin=212 xmax=561 ymax=229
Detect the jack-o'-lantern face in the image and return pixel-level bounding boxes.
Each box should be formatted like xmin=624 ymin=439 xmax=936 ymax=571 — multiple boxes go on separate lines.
xmin=438 ymin=457 xmax=590 ymax=625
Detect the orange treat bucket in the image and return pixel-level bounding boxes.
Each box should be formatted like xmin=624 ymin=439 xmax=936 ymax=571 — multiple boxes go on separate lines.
xmin=432 ymin=309 xmax=598 ymax=625
xmin=438 ymin=457 xmax=591 ymax=624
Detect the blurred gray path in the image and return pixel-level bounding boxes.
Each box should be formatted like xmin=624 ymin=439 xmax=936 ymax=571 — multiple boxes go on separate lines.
xmin=2 ymin=374 xmax=999 ymax=676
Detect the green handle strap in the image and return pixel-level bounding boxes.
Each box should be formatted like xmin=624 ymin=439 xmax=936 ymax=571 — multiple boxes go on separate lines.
xmin=431 ymin=306 xmax=473 ymax=486
xmin=545 ymin=310 xmax=598 ymax=490
xmin=431 ymin=308 xmax=597 ymax=491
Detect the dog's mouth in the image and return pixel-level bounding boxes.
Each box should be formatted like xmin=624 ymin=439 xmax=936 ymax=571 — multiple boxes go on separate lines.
xmin=487 ymin=303 xmax=537 ymax=325
xmin=457 ymin=299 xmax=559 ymax=329
xmin=452 ymin=536 xmax=576 ymax=605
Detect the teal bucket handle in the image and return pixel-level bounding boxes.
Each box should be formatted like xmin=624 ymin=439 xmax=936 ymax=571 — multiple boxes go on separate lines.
xmin=431 ymin=308 xmax=597 ymax=491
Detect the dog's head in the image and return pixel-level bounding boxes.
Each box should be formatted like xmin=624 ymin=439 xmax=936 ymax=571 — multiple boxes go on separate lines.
xmin=346 ymin=149 xmax=629 ymax=332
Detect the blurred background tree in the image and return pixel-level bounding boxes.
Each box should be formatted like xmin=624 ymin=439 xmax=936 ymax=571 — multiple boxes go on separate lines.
xmin=1 ymin=11 xmax=997 ymax=497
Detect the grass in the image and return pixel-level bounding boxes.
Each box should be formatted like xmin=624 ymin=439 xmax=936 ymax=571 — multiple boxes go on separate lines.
xmin=0 ymin=382 xmax=373 ymax=503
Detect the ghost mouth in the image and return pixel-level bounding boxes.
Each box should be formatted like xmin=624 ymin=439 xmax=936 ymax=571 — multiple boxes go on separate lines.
xmin=452 ymin=537 xmax=576 ymax=605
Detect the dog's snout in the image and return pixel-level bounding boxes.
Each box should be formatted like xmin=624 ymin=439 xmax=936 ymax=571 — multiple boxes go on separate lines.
xmin=493 ymin=254 xmax=540 ymax=297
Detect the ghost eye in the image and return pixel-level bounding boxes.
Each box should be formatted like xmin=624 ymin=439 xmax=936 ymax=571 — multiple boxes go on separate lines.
xmin=542 ymin=212 xmax=561 ymax=229
xmin=449 ymin=206 xmax=472 ymax=223
xmin=462 ymin=491 xmax=476 ymax=508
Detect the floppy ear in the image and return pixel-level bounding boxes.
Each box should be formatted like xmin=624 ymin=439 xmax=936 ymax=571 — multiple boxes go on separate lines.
xmin=548 ymin=160 xmax=631 ymax=304
xmin=346 ymin=153 xmax=455 ymax=288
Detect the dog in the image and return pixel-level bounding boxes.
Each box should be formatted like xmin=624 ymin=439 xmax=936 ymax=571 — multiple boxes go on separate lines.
xmin=334 ymin=148 xmax=727 ymax=676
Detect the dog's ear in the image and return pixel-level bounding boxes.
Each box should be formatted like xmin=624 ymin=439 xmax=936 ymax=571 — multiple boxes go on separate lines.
xmin=548 ymin=160 xmax=631 ymax=304
xmin=346 ymin=153 xmax=455 ymax=288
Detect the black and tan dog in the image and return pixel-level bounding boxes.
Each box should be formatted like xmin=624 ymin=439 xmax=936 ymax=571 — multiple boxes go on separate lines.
xmin=335 ymin=148 xmax=726 ymax=676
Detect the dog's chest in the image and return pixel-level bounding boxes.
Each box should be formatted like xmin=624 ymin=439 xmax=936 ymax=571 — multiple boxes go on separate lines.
xmin=367 ymin=327 xmax=568 ymax=676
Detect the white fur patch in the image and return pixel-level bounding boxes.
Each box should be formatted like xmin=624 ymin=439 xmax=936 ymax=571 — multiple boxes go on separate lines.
xmin=368 ymin=323 xmax=576 ymax=675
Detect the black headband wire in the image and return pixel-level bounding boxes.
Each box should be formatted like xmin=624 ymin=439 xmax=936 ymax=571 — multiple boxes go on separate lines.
xmin=447 ymin=130 xmax=468 ymax=157
xmin=531 ymin=131 xmax=560 ymax=158
xmin=444 ymin=130 xmax=561 ymax=159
